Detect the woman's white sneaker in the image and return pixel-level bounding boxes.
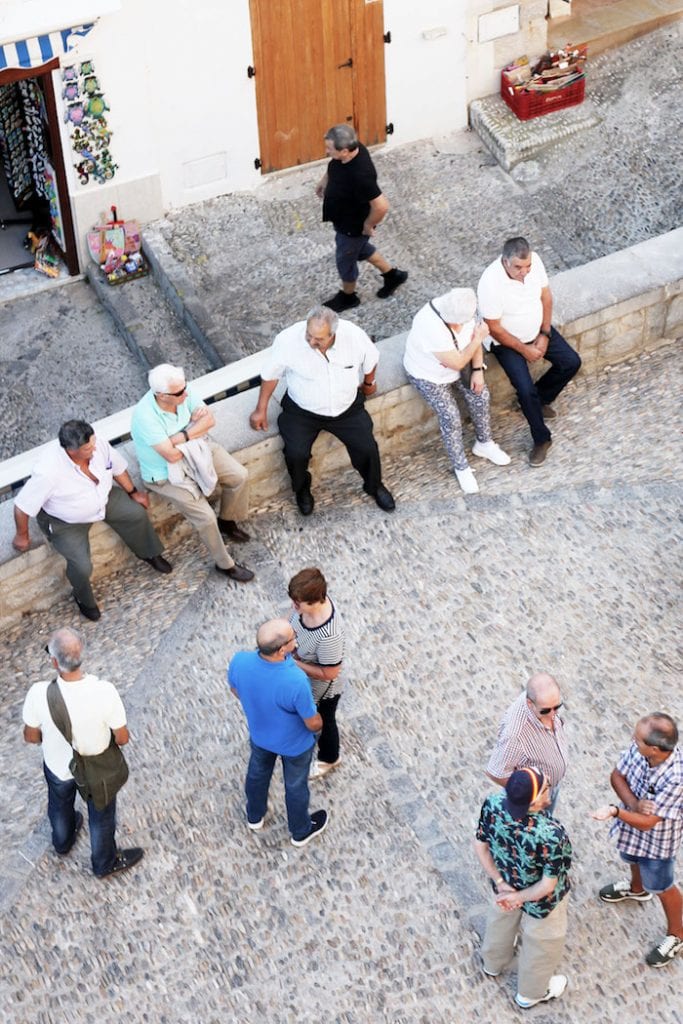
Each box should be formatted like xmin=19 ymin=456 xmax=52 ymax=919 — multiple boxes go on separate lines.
xmin=455 ymin=467 xmax=479 ymax=494
xmin=472 ymin=440 xmax=511 ymax=465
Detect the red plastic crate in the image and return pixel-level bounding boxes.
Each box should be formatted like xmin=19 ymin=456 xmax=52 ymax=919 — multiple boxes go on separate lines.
xmin=500 ymin=72 xmax=585 ymax=121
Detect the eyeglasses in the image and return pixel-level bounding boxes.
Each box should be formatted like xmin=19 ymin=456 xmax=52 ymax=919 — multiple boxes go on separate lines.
xmin=165 ymin=385 xmax=187 ymax=397
xmin=537 ymin=702 xmax=563 ymax=716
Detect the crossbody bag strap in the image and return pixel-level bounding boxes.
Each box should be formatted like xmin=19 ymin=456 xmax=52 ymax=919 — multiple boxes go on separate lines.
xmin=46 ymin=678 xmax=74 ymax=747
xmin=429 ymin=301 xmax=456 ymax=341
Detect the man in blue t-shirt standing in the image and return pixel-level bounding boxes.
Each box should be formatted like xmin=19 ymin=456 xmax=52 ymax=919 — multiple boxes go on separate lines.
xmin=228 ymin=618 xmax=327 ymax=847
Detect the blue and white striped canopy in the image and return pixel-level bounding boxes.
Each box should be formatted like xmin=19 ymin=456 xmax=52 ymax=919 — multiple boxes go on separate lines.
xmin=0 ymin=23 xmax=94 ymax=71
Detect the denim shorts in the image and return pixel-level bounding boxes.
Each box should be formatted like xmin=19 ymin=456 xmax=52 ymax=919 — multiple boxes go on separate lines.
xmin=334 ymin=231 xmax=375 ymax=282
xmin=619 ymin=852 xmax=675 ymax=893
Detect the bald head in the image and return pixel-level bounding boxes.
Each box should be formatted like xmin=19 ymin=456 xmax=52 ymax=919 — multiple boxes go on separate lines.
xmin=256 ymin=618 xmax=296 ymax=657
xmin=639 ymin=713 xmax=678 ymax=752
xmin=526 ymin=672 xmax=560 ymax=704
xmin=48 ymin=627 xmax=84 ymax=673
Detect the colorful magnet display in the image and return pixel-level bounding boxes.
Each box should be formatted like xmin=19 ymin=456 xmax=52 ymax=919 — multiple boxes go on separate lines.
xmin=62 ymin=60 xmax=117 ymax=186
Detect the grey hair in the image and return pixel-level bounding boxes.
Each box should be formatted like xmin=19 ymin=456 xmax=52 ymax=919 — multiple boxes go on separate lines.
xmin=641 ymin=713 xmax=678 ymax=751
xmin=502 ymin=237 xmax=530 ymax=263
xmin=48 ymin=627 xmax=84 ymax=672
xmin=324 ymin=124 xmax=359 ymax=152
xmin=306 ymin=305 xmax=339 ymax=334
xmin=432 ymin=288 xmax=477 ymax=324
xmin=256 ymin=619 xmax=293 ymax=656
xmin=148 ymin=364 xmax=186 ymax=395
xmin=58 ymin=420 xmax=94 ymax=450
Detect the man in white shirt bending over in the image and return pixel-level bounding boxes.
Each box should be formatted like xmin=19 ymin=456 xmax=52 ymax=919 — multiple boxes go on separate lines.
xmin=477 ymin=237 xmax=581 ymax=467
xmin=249 ymin=305 xmax=395 ymax=516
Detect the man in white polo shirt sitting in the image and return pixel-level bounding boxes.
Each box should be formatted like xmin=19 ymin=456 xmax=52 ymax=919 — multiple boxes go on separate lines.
xmin=249 ymin=305 xmax=394 ymax=515
xmin=12 ymin=419 xmax=171 ymax=620
xmin=477 ymin=237 xmax=581 ymax=466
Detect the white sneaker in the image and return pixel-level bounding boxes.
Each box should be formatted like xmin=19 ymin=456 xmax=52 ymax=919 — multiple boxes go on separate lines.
xmin=472 ymin=440 xmax=511 ymax=466
xmin=455 ymin=467 xmax=479 ymax=494
xmin=309 ymin=758 xmax=341 ymax=780
xmin=246 ymin=815 xmax=264 ymax=831
xmin=515 ymin=974 xmax=567 ymax=1009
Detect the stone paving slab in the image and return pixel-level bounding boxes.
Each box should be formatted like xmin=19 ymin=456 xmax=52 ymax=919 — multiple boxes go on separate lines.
xmin=1 ymin=345 xmax=681 ymax=1022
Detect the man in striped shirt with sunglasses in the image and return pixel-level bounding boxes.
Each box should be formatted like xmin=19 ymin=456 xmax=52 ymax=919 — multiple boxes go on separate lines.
xmin=486 ymin=672 xmax=568 ymax=811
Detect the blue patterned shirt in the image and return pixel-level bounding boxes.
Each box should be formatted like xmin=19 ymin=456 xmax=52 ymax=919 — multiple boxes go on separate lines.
xmin=476 ymin=793 xmax=572 ymax=918
xmin=610 ymin=743 xmax=683 ymax=859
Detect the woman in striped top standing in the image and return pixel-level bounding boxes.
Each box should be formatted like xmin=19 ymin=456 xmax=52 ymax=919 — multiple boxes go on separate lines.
xmin=288 ymin=568 xmax=345 ymax=780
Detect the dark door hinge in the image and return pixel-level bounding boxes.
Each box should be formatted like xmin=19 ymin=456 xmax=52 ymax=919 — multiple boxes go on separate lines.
xmin=247 ymin=66 xmax=256 ymax=78
xmin=337 ymin=57 xmax=353 ymax=69
xmin=384 ymin=31 xmax=391 ymax=44
xmin=385 ymin=122 xmax=394 ymax=135
xmin=254 ymin=157 xmax=262 ymax=170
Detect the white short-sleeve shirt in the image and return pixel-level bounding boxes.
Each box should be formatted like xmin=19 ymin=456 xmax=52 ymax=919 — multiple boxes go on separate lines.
xmin=22 ymin=674 xmax=127 ymax=780
xmin=260 ymin=319 xmax=379 ymax=417
xmin=477 ymin=252 xmax=549 ymax=346
xmin=14 ymin=436 xmax=127 ymax=523
xmin=403 ymin=301 xmax=475 ymax=384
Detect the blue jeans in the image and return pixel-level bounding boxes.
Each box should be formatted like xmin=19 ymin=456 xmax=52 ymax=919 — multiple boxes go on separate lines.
xmin=492 ymin=327 xmax=581 ymax=444
xmin=245 ymin=741 xmax=314 ymax=840
xmin=619 ymin=852 xmax=676 ymax=893
xmin=43 ymin=763 xmax=117 ymax=876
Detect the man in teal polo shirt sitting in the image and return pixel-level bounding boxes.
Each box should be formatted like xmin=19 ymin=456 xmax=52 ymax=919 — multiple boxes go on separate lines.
xmin=228 ymin=618 xmax=328 ymax=848
xmin=131 ymin=363 xmax=254 ymax=583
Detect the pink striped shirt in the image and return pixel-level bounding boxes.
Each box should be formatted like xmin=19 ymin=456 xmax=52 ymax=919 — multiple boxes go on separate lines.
xmin=486 ymin=691 xmax=569 ymax=787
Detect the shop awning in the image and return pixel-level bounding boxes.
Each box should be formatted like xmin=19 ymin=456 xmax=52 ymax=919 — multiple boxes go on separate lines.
xmin=0 ymin=23 xmax=95 ymax=71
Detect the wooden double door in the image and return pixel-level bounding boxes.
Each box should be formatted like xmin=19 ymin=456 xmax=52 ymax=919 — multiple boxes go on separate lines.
xmin=249 ymin=0 xmax=387 ymax=173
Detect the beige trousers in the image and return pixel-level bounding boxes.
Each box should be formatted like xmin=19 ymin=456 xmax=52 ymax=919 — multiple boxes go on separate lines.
xmin=145 ymin=441 xmax=248 ymax=570
xmin=482 ymin=893 xmax=568 ymax=1002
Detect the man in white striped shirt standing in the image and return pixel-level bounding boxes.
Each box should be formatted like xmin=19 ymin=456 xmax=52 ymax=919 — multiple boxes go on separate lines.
xmin=486 ymin=673 xmax=569 ymax=811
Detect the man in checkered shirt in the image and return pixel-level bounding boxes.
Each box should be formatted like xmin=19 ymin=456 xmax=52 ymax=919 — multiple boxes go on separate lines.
xmin=591 ymin=713 xmax=683 ymax=968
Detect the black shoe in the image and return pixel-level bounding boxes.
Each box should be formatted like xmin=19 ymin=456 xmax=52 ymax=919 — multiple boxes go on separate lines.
xmin=291 ymin=809 xmax=329 ymax=847
xmin=215 ymin=563 xmax=255 ymax=583
xmin=218 ymin=519 xmax=251 ymax=543
xmin=323 ymin=290 xmax=361 ymax=313
xmin=75 ymin=596 xmax=101 ymax=621
xmin=365 ymin=483 xmax=395 ymax=512
xmin=96 ymin=847 xmax=144 ymax=879
xmin=143 ymin=554 xmax=173 ymax=574
xmin=376 ymin=268 xmax=408 ymax=299
xmin=295 ymin=487 xmax=315 ymax=516
xmin=57 ymin=811 xmax=84 ymax=855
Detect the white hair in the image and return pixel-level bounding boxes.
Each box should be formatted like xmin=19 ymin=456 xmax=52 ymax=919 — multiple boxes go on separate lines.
xmin=148 ymin=364 xmax=186 ymax=395
xmin=432 ymin=288 xmax=477 ymax=325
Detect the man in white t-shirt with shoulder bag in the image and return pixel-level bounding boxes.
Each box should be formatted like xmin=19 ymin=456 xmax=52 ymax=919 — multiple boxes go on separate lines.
xmin=477 ymin=237 xmax=581 ymax=467
xmin=22 ymin=627 xmax=143 ymax=879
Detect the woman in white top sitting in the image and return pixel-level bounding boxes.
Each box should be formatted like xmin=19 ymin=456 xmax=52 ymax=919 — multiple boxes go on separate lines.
xmin=288 ymin=567 xmax=345 ymax=780
xmin=403 ymin=287 xmax=510 ymax=494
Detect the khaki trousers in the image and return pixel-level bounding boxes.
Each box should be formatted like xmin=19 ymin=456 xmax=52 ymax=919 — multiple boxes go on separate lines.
xmin=482 ymin=893 xmax=568 ymax=1002
xmin=145 ymin=441 xmax=248 ymax=570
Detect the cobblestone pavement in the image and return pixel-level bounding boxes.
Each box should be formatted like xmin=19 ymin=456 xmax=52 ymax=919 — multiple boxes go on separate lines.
xmin=1 ymin=344 xmax=681 ymax=1024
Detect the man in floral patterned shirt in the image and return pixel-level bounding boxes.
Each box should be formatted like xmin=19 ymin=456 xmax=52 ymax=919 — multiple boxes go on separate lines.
xmin=474 ymin=767 xmax=572 ymax=1009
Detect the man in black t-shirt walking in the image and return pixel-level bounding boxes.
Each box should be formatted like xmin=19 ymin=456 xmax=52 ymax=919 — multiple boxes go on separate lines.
xmin=315 ymin=124 xmax=407 ymax=313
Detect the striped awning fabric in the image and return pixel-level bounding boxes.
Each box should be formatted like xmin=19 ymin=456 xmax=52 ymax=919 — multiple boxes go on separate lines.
xmin=0 ymin=24 xmax=94 ymax=71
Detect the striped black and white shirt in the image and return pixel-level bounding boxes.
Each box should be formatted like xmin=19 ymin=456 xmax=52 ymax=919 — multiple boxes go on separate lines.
xmin=486 ymin=691 xmax=569 ymax=787
xmin=290 ymin=601 xmax=345 ymax=703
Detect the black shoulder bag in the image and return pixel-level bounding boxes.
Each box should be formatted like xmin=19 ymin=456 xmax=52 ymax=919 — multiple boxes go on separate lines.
xmin=46 ymin=679 xmax=129 ymax=811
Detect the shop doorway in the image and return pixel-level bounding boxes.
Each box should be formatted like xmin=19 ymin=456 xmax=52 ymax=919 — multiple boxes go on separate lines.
xmin=249 ymin=0 xmax=387 ymax=174
xmin=0 ymin=60 xmax=78 ymax=276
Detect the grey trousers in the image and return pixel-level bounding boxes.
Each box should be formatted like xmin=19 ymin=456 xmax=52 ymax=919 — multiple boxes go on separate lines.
xmin=482 ymin=893 xmax=569 ymax=1001
xmin=144 ymin=441 xmax=248 ymax=570
xmin=37 ymin=487 xmax=164 ymax=608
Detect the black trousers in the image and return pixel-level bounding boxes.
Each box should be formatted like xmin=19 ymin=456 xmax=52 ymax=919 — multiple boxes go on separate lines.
xmin=277 ymin=390 xmax=382 ymax=494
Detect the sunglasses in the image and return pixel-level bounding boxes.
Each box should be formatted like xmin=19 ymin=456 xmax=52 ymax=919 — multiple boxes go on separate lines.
xmin=537 ymin=702 xmax=563 ymax=715
xmin=166 ymin=385 xmax=187 ymax=397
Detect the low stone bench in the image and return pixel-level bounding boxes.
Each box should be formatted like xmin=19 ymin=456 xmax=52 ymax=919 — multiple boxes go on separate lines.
xmin=1 ymin=228 xmax=681 ymax=629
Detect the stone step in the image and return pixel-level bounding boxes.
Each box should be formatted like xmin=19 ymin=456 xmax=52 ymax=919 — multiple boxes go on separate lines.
xmin=548 ymin=0 xmax=683 ymax=55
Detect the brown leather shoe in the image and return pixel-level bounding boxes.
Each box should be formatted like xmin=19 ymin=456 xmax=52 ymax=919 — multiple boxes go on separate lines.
xmin=216 ymin=563 xmax=255 ymax=583
xmin=529 ymin=441 xmax=553 ymax=467
xmin=542 ymin=404 xmax=557 ymax=419
xmin=218 ymin=519 xmax=251 ymax=543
